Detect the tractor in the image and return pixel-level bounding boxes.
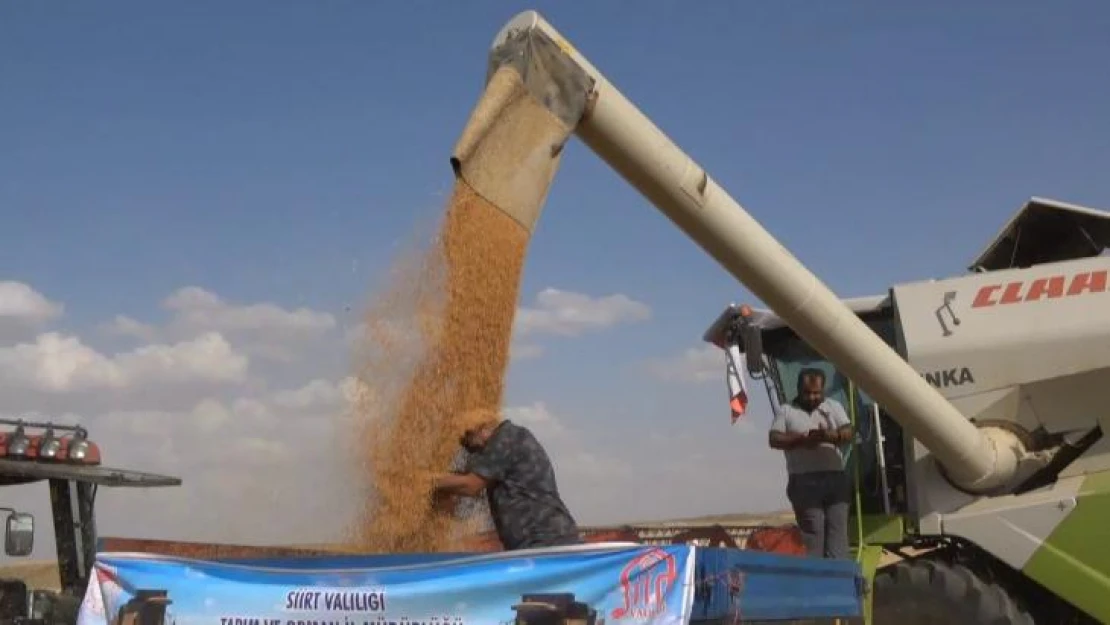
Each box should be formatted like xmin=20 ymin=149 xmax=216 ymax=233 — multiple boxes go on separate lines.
xmin=0 ymin=418 xmax=181 ymax=624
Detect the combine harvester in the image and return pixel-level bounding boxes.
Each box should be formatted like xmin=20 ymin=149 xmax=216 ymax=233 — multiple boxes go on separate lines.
xmin=704 ymin=195 xmax=1110 ymax=624
xmin=75 ymin=9 xmax=1106 ymax=625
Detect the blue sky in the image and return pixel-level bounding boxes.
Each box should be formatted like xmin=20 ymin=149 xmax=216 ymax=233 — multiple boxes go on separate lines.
xmin=3 ymin=1 xmax=1110 ymax=556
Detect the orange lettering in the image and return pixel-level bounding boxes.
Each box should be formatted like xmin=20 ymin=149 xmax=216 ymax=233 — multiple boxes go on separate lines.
xmin=999 ymin=282 xmax=1024 ymax=304
xmin=1067 ymin=271 xmax=1108 ymax=296
xmin=973 ymin=285 xmax=1000 ymax=308
xmin=971 ymin=270 xmax=1106 ymax=309
xmin=1025 ymin=276 xmax=1066 ymax=301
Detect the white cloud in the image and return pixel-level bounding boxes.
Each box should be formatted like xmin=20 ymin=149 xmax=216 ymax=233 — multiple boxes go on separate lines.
xmin=100 ymin=287 xmax=339 ymax=365
xmin=162 ymin=286 xmax=336 ymax=337
xmin=269 ymin=376 xmax=361 ymax=412
xmin=504 ymin=401 xmax=565 ymax=436
xmin=643 ymin=344 xmax=722 ymax=384
xmin=515 ymin=289 xmax=651 ymax=338
xmin=0 ymin=331 xmax=248 ymax=393
xmin=0 ymin=282 xmax=64 ymax=343
xmin=104 ymin=315 xmax=158 ymax=341
xmin=344 ymin=287 xmax=649 ymax=364
xmin=0 ymin=281 xmax=62 ymax=323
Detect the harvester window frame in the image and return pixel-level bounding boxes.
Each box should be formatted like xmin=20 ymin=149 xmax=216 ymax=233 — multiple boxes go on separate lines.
xmin=759 ymin=310 xmax=899 ymax=405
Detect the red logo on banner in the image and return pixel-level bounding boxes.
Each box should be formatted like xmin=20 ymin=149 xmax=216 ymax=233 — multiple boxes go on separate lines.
xmin=610 ymin=548 xmax=678 ymax=620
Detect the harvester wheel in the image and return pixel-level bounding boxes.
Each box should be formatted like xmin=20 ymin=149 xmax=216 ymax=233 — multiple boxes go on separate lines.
xmin=872 ymin=558 xmax=1034 ymax=625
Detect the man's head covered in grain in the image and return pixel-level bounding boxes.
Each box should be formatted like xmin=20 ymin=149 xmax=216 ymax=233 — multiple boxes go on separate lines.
xmin=458 ymin=407 xmax=501 ymax=452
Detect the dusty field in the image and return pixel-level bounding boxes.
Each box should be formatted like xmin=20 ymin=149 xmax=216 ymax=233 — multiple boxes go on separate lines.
xmin=0 ymin=561 xmax=60 ymax=591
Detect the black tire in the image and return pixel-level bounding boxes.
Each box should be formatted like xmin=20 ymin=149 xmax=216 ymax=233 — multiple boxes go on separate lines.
xmin=872 ymin=558 xmax=1035 ymax=625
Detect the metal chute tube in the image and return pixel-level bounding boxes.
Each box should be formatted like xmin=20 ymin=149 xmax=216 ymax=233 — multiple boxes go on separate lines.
xmin=486 ymin=10 xmax=1016 ymax=493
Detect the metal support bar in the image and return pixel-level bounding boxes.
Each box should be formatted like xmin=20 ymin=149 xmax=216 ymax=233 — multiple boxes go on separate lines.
xmin=48 ymin=479 xmax=80 ymax=595
xmin=872 ymin=404 xmax=893 ymax=515
xmin=76 ymin=481 xmax=97 ymax=591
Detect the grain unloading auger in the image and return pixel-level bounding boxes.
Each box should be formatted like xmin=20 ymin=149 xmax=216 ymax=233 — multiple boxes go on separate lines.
xmin=452 ymin=9 xmax=1110 ymax=625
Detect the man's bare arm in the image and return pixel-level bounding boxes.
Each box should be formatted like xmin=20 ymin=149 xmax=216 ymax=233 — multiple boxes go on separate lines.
xmin=813 ymin=425 xmax=853 ymax=445
xmin=433 ymin=472 xmax=489 ymax=497
xmin=769 ymin=430 xmax=808 ymax=450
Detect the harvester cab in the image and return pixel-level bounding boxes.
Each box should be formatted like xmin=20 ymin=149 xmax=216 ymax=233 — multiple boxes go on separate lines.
xmin=0 ymin=417 xmax=182 ymax=625
xmin=706 ymin=295 xmax=910 ymax=518
xmin=703 ymin=197 xmax=1110 ymax=623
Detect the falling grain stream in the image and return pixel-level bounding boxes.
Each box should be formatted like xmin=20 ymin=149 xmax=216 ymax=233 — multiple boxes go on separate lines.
xmin=348 ymin=63 xmax=578 ymax=552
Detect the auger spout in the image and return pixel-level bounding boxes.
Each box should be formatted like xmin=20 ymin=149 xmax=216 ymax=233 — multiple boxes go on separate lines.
xmin=451 ymin=9 xmax=1023 ymax=494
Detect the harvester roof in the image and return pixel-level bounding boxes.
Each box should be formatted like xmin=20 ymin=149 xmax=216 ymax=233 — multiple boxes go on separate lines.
xmin=701 ymin=296 xmax=889 ymax=351
xmin=970 ymin=196 xmax=1110 ymax=272
xmin=703 ymin=196 xmax=1110 ymax=351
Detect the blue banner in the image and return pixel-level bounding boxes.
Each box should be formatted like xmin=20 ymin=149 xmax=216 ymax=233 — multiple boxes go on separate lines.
xmin=77 ymin=543 xmax=696 ymax=625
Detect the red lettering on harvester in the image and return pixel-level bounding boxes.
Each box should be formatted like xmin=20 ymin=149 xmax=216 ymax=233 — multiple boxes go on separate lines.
xmin=1067 ymin=271 xmax=1108 ymax=296
xmin=1024 ymin=276 xmax=1066 ymax=301
xmin=972 ymin=285 xmax=1000 ymax=308
xmin=999 ymin=282 xmax=1024 ymax=304
xmin=971 ymin=270 xmax=1107 ymax=308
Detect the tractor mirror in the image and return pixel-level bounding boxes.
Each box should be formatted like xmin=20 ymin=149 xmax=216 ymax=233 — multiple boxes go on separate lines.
xmin=5 ymin=512 xmax=34 ymax=557
xmin=741 ymin=324 xmax=764 ymax=375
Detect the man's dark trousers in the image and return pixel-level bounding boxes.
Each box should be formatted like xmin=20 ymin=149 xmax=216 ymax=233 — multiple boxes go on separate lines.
xmin=786 ymin=470 xmax=851 ymax=559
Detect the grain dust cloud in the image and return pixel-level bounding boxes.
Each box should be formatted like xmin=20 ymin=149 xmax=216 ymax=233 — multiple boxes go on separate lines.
xmin=345 ymin=62 xmax=578 ymax=552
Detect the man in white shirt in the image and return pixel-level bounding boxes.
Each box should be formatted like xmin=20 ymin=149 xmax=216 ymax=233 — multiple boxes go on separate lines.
xmin=768 ymin=368 xmax=854 ymax=559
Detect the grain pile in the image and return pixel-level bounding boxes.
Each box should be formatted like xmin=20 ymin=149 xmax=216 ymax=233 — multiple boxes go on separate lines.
xmin=347 ymin=62 xmax=579 ymax=553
